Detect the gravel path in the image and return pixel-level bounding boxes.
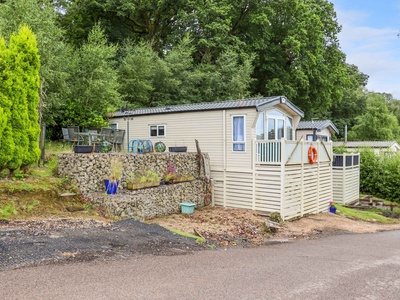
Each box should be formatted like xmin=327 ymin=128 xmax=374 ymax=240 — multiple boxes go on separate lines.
xmin=0 ymin=219 xmax=204 ymax=271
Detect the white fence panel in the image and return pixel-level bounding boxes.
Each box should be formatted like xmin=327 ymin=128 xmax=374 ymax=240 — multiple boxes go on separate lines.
xmin=332 ymin=153 xmax=360 ymax=205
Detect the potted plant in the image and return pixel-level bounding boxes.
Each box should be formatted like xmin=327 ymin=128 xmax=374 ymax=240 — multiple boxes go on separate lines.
xmin=104 ymin=157 xmax=122 ymax=194
xmin=172 ymin=174 xmax=195 ymax=183
xmin=126 ymin=170 xmax=161 ymax=190
xmin=161 ymin=172 xmax=175 ymax=185
xmin=329 ymin=201 xmax=337 ymax=214
xmin=161 ymin=161 xmax=177 ymax=185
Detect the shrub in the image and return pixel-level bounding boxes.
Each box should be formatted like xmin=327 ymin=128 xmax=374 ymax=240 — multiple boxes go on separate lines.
xmin=360 ymin=150 xmax=400 ymax=203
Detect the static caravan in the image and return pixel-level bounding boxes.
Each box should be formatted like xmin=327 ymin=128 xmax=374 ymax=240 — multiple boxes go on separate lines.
xmin=296 ymin=120 xmax=339 ymax=142
xmin=110 ymin=96 xmax=333 ymax=220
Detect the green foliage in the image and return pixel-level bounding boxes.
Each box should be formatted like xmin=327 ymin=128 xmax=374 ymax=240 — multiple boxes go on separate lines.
xmin=16 ymin=26 xmax=41 ymax=168
xmin=360 ymin=150 xmax=400 ymax=203
xmin=332 ymin=146 xmax=350 ymax=154
xmin=2 ymin=26 xmax=41 ymax=172
xmin=168 ymin=228 xmax=206 ymax=244
xmin=0 ymin=202 xmax=17 ymax=219
xmin=0 ymin=37 xmax=15 ymax=170
xmin=58 ymin=0 xmax=348 ymax=118
xmin=0 ymin=0 xmax=72 ymax=127
xmin=330 ymin=64 xmax=369 ymax=138
xmin=118 ymin=35 xmax=254 ymax=107
xmin=335 ymin=204 xmax=397 ymax=224
xmin=348 ymin=93 xmax=400 ymax=141
xmin=61 ymin=24 xmax=121 ymax=128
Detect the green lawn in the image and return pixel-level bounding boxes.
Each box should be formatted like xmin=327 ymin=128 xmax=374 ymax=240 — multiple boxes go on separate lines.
xmin=335 ymin=204 xmax=399 ymax=224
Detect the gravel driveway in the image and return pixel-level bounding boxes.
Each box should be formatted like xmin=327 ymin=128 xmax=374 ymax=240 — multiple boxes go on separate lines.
xmin=0 ymin=219 xmax=204 ymax=271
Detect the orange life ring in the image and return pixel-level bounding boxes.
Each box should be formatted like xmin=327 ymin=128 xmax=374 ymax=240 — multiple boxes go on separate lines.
xmin=308 ymin=146 xmax=317 ymax=164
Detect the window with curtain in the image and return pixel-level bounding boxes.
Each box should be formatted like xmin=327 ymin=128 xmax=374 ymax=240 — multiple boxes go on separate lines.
xmin=256 ymin=113 xmax=264 ymax=140
xmin=232 ymin=115 xmax=245 ymax=151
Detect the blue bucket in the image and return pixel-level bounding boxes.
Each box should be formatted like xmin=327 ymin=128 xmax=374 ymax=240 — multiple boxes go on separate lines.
xmin=104 ymin=179 xmax=119 ymax=194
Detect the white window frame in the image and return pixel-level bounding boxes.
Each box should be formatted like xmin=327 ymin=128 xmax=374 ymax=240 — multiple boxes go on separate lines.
xmin=149 ymin=124 xmax=166 ymax=138
xmin=232 ymin=115 xmax=246 ymax=152
xmin=266 ymin=109 xmax=286 ymax=140
xmin=306 ymin=134 xmax=314 ymax=141
xmin=286 ymin=116 xmax=294 ymax=140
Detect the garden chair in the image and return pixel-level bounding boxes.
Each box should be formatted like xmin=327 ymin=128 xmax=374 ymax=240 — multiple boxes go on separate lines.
xmin=67 ymin=126 xmax=83 ymax=145
xmin=112 ymin=129 xmax=125 ymax=152
xmin=100 ymin=127 xmax=113 ymax=143
xmin=62 ymin=128 xmax=70 ymax=147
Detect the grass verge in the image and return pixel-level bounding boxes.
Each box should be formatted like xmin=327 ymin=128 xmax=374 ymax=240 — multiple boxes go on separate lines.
xmin=336 ymin=204 xmax=398 ymax=224
xmin=168 ymin=228 xmax=206 ymax=244
xmin=0 ymin=142 xmax=107 ymax=221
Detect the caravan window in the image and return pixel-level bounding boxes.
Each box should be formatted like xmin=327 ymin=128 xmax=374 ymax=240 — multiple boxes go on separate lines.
xmin=232 ymin=115 xmax=246 ymax=151
xmin=149 ymin=125 xmax=166 ymax=137
xmin=266 ymin=109 xmax=293 ymax=140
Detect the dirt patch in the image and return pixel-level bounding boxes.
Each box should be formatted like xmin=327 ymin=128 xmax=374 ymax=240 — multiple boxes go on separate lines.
xmin=149 ymin=206 xmax=400 ymax=246
xmin=0 ymin=218 xmax=204 ymax=271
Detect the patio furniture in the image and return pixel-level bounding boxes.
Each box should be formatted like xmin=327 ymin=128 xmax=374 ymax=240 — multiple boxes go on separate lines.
xmin=67 ymin=126 xmax=83 ymax=145
xmin=112 ymin=129 xmax=125 ymax=152
xmin=100 ymin=127 xmax=113 ymax=143
xmin=62 ymin=128 xmax=69 ymax=147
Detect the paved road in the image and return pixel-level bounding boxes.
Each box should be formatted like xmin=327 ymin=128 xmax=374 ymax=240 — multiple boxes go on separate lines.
xmin=1 ymin=230 xmax=399 ymax=300
xmin=0 ymin=219 xmax=203 ymax=271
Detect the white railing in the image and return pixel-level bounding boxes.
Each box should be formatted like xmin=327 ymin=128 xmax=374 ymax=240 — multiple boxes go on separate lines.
xmin=254 ymin=139 xmax=333 ymax=165
xmin=255 ymin=140 xmax=282 ymax=164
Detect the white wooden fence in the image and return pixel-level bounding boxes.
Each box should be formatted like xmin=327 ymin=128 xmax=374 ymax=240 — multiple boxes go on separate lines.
xmin=332 ymin=153 xmax=360 ymax=205
xmin=213 ymin=139 xmax=333 ymax=220
xmin=255 ymin=139 xmax=332 ymax=165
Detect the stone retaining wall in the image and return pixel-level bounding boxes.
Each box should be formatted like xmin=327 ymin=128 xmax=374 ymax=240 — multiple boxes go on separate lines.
xmin=57 ymin=152 xmax=211 ymax=219
xmin=86 ymin=180 xmax=209 ymax=220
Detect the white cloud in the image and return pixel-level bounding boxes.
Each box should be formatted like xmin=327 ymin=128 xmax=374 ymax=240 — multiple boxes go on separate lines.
xmin=334 ymin=7 xmax=400 ymax=99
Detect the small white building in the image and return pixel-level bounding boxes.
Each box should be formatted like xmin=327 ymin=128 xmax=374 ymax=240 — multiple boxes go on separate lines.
xmin=110 ymin=96 xmax=333 ymax=220
xmin=333 ymin=141 xmax=400 ymax=154
xmin=296 ymin=120 xmax=339 ymax=142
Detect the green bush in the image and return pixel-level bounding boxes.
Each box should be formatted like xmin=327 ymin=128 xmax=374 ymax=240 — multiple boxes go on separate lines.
xmin=360 ymin=150 xmax=400 ymax=203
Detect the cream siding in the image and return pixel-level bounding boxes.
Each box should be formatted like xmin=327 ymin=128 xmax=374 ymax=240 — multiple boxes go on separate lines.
xmin=112 ymin=110 xmax=225 ymax=170
xmin=110 ymin=106 xmax=338 ymax=220
xmin=225 ymin=108 xmax=257 ymax=171
xmin=296 ymin=128 xmax=332 ymax=141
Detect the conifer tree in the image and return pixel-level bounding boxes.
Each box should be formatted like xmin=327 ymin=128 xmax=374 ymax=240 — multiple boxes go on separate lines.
xmin=0 ymin=37 xmax=15 ymax=170
xmin=6 ymin=26 xmax=40 ymax=174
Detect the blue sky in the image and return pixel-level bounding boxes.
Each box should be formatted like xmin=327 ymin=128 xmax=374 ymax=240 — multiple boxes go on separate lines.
xmin=329 ymin=0 xmax=400 ymax=99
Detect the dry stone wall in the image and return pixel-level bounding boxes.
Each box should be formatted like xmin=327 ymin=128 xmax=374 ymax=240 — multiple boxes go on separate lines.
xmin=86 ymin=180 xmax=208 ymax=220
xmin=57 ymin=152 xmax=211 ymax=220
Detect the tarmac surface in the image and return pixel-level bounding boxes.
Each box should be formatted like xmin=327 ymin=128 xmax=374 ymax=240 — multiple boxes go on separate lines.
xmin=1 ymin=230 xmax=399 ymax=299
xmin=0 ymin=219 xmax=204 ymax=271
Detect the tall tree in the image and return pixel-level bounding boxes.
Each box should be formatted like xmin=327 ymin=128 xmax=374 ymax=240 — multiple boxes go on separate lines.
xmin=118 ymin=35 xmax=254 ymax=107
xmin=244 ymin=0 xmax=350 ymax=117
xmin=348 ymin=93 xmax=400 ymax=141
xmin=0 ymin=37 xmax=14 ymax=170
xmin=0 ymin=0 xmax=72 ymax=129
xmin=59 ymin=0 xmax=350 ymax=118
xmin=60 ymin=24 xmax=121 ymax=128
xmin=6 ymin=26 xmax=40 ymax=173
xmin=329 ymin=64 xmax=369 ymax=138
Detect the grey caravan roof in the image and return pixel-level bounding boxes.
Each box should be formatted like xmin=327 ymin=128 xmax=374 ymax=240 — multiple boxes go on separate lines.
xmin=297 ymin=120 xmax=339 ymax=134
xmin=333 ymin=141 xmax=400 ymax=148
xmin=111 ymin=96 xmax=305 ymax=118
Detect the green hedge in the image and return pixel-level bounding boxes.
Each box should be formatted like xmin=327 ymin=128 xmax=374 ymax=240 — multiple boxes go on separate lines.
xmin=360 ymin=149 xmax=400 ymax=203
